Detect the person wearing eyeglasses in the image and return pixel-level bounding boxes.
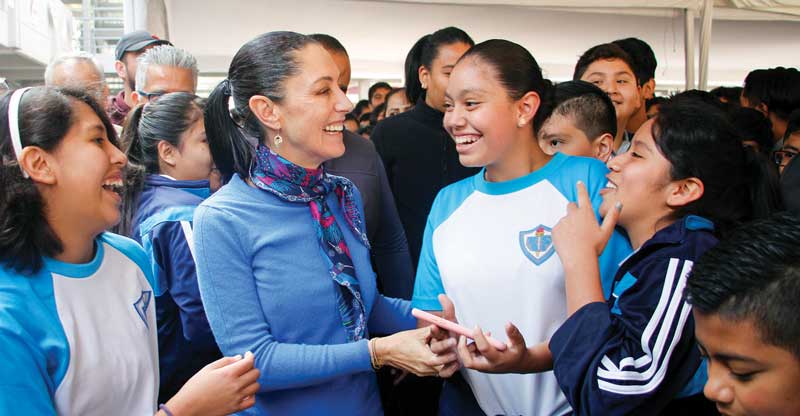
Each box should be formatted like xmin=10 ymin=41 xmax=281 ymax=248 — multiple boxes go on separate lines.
xmin=131 ymin=45 xmax=197 ymax=107
xmin=774 ymin=109 xmax=800 ymax=174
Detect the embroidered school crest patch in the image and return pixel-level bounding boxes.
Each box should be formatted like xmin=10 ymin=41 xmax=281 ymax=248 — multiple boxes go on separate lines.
xmin=133 ymin=290 xmax=152 ymax=328
xmin=519 ymin=225 xmax=555 ymax=265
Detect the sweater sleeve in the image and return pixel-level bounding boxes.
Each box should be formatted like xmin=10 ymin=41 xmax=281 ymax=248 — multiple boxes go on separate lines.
xmin=370 ymin=155 xmax=415 ymax=300
xmin=367 ymin=294 xmax=415 ymax=335
xmin=549 ymin=257 xmax=702 ymax=415
xmin=152 ymin=221 xmax=217 ymax=350
xmin=193 ymin=206 xmax=373 ymax=392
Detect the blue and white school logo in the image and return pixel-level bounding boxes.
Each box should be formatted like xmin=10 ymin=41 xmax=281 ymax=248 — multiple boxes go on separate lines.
xmin=519 ymin=225 xmax=555 ymax=265
xmin=133 ymin=290 xmax=152 ymax=328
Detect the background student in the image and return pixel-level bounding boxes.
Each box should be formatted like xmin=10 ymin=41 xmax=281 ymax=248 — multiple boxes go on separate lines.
xmin=612 ymin=37 xmax=658 ymax=135
xmin=537 ymin=80 xmax=617 ymax=162
xmin=371 ymin=27 xmax=478 ymax=271
xmin=118 ymin=92 xmax=222 ymax=403
xmin=687 ymin=212 xmax=800 ymax=416
xmin=573 ymin=43 xmax=642 ymax=154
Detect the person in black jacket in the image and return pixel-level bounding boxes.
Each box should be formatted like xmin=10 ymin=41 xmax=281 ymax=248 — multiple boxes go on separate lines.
xmin=310 ymin=33 xmax=415 ymax=301
xmin=372 ymin=27 xmax=478 ymax=270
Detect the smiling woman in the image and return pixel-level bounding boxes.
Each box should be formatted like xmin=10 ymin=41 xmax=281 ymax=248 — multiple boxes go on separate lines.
xmin=198 ymin=31 xmax=453 ymax=415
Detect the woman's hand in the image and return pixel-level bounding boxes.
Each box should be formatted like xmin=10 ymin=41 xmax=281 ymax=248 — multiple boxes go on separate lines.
xmin=374 ymin=326 xmax=457 ymax=377
xmin=163 ymin=352 xmax=260 ymax=416
xmin=552 ymin=181 xmax=621 ymax=264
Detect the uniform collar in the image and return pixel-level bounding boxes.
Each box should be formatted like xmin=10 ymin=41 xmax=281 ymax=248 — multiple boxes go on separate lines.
xmin=145 ymin=174 xmax=211 ymax=199
xmin=641 ymin=215 xmax=715 ymax=250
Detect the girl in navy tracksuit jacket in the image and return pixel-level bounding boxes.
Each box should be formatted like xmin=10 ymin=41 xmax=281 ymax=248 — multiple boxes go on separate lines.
xmin=548 ymin=99 xmax=781 ymax=415
xmin=119 ymin=92 xmax=222 ymax=403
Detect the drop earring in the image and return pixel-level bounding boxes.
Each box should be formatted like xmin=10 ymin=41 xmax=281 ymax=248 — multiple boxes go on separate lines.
xmin=274 ymin=134 xmax=283 ymax=146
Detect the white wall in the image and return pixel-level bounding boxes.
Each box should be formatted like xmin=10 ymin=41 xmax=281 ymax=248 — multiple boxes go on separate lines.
xmin=166 ymin=0 xmax=800 ymax=90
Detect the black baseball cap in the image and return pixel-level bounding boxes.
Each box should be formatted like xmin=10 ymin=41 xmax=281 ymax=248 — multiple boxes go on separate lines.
xmin=115 ymin=31 xmax=172 ymax=61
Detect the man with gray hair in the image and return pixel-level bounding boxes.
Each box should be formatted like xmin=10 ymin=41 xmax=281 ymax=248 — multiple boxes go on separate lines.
xmin=45 ymin=52 xmax=110 ymax=106
xmin=131 ymin=44 xmax=198 ymax=106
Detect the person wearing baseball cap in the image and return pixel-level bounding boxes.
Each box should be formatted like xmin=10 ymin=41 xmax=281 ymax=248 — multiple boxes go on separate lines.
xmin=108 ymin=30 xmax=171 ymax=125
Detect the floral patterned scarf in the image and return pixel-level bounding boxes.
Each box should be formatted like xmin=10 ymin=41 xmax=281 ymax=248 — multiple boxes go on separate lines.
xmin=250 ymin=144 xmax=368 ymax=341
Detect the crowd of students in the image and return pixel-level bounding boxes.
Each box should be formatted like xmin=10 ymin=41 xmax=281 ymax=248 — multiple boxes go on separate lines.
xmin=0 ymin=24 xmax=799 ymax=416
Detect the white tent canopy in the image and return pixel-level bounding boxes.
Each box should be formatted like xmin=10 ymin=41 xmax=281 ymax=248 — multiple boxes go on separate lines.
xmin=135 ymin=0 xmax=800 ymax=94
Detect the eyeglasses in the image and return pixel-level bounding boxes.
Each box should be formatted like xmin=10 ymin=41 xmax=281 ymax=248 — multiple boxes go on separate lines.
xmin=136 ymin=90 xmax=166 ymax=101
xmin=773 ymin=149 xmax=798 ymax=166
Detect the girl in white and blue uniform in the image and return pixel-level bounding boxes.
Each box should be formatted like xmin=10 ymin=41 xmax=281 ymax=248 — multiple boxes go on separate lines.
xmin=0 ymin=87 xmax=258 ymax=415
xmin=118 ymin=92 xmax=222 ymax=403
xmin=414 ymin=40 xmax=631 ymax=416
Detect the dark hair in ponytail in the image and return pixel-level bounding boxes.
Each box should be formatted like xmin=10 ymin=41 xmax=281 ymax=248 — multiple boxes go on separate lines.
xmin=458 ymin=39 xmax=554 ymax=135
xmin=653 ymin=98 xmax=782 ymax=235
xmin=117 ymin=92 xmax=204 ymax=236
xmin=404 ymin=27 xmax=474 ymax=104
xmin=205 ymin=31 xmax=317 ymax=180
xmin=0 ymin=87 xmax=118 ymax=274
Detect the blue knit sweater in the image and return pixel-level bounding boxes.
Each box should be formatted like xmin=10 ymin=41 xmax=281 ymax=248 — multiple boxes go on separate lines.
xmin=193 ymin=174 xmax=415 ymax=415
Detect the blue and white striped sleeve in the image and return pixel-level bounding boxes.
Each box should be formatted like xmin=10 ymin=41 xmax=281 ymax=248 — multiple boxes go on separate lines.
xmin=549 ymin=256 xmax=703 ymax=415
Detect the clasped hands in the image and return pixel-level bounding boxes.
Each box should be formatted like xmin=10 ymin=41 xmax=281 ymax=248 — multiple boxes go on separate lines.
xmin=424 ymin=294 xmax=551 ymax=377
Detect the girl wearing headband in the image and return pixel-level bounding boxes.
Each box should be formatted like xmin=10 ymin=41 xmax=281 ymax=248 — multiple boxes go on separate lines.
xmin=0 ymin=87 xmax=258 ymax=415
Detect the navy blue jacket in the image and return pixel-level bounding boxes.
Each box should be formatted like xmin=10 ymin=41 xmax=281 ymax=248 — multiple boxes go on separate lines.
xmin=131 ymin=175 xmax=221 ymax=402
xmin=550 ymin=216 xmax=718 ymax=415
xmin=325 ymin=131 xmax=415 ymax=299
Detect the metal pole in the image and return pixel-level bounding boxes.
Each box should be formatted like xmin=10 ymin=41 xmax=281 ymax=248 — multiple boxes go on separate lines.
xmin=698 ymin=0 xmax=714 ymax=90
xmin=82 ymin=0 xmax=92 ymax=53
xmin=684 ymin=8 xmax=696 ymax=91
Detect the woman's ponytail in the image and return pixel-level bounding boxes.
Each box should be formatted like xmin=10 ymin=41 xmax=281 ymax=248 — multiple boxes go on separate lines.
xmin=404 ymin=35 xmax=430 ymax=104
xmin=116 ymin=104 xmax=148 ymax=237
xmin=205 ymin=79 xmax=253 ymax=182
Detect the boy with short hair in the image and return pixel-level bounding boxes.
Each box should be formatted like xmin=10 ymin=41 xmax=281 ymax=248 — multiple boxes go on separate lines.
xmin=613 ymin=37 xmax=658 ymax=135
xmin=686 ymin=212 xmax=800 ymax=416
xmin=573 ymin=43 xmax=642 ymax=154
xmin=538 ymin=80 xmax=616 ymax=162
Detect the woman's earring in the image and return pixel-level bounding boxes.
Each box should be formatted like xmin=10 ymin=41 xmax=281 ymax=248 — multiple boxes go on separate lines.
xmin=274 ymin=134 xmax=283 ymax=146
xmin=518 ymin=119 xmax=525 ymax=127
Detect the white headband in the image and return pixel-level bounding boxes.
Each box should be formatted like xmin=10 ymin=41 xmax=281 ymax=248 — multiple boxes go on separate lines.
xmin=7 ymin=87 xmax=31 ymax=178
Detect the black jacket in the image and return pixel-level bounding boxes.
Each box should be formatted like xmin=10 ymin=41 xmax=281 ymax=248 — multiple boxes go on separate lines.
xmin=372 ymin=100 xmax=479 ymax=269
xmin=324 ymin=131 xmax=415 ymax=299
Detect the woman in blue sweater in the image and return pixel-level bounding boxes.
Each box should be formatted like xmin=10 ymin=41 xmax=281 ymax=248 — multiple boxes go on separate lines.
xmin=197 ymin=31 xmax=452 ymax=415
xmin=118 ymin=92 xmax=222 ymax=403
